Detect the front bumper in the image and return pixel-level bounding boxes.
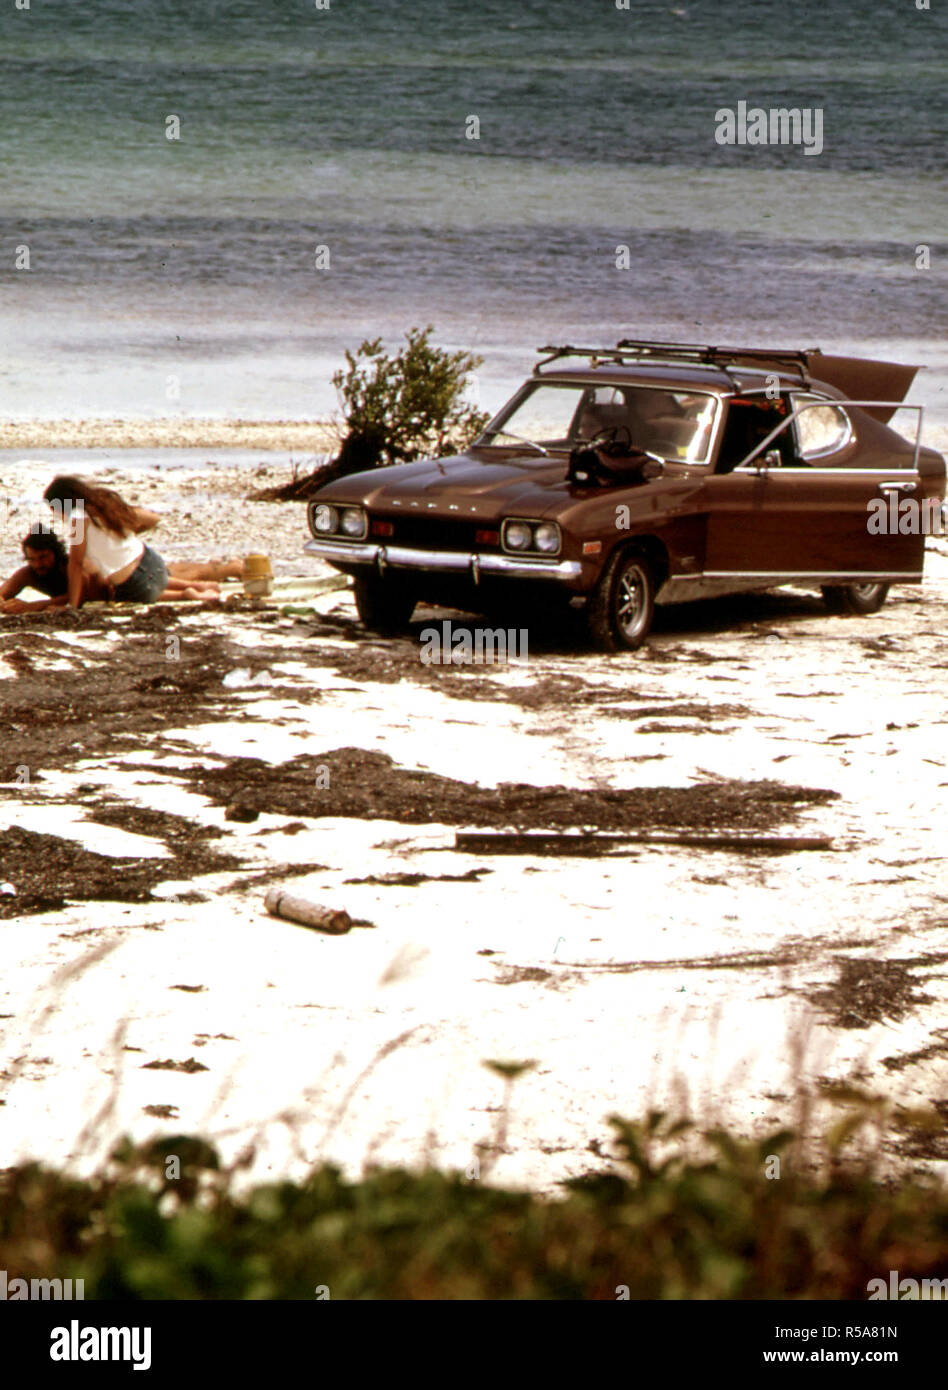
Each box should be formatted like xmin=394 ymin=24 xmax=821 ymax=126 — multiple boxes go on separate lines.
xmin=303 ymin=538 xmax=582 ymax=582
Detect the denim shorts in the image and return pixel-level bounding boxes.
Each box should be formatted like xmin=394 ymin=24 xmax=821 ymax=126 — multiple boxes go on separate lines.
xmin=111 ymin=545 xmax=169 ymax=604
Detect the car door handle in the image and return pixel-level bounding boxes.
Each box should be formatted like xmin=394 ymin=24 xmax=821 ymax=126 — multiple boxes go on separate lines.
xmin=877 ymin=480 xmax=916 ymax=494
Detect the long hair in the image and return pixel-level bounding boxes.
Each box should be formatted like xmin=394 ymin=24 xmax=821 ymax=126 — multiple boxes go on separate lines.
xmin=43 ymin=475 xmax=139 ymax=537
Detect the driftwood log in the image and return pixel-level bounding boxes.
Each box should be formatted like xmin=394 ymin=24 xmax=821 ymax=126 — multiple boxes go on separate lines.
xmin=454 ymin=831 xmax=834 ymax=856
xmin=264 ymin=889 xmax=352 ymax=934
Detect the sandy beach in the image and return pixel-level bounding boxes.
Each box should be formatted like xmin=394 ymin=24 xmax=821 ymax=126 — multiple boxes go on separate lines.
xmin=2 ymin=446 xmax=947 ymax=1193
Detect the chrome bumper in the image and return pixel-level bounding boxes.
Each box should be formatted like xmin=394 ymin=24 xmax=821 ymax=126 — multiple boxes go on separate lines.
xmin=303 ymin=538 xmax=582 ymax=582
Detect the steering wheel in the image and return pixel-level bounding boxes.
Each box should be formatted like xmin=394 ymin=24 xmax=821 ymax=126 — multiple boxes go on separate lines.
xmin=586 ymin=425 xmax=664 ymax=466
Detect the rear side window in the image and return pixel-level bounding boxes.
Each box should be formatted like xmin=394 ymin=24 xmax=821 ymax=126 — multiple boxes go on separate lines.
xmin=791 ymin=393 xmax=853 ymax=460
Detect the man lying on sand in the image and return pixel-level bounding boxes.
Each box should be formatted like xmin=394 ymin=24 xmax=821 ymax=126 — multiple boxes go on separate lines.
xmin=1 ymin=507 xmax=246 ymax=615
xmin=1 ymin=526 xmax=86 ymax=613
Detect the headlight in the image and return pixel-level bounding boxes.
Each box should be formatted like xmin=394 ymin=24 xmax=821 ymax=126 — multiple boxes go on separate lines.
xmin=313 ymin=504 xmax=337 ymax=534
xmin=340 ymin=507 xmax=367 ymax=538
xmin=502 ymin=519 xmax=561 ymax=555
xmin=505 ymin=521 xmax=533 ymax=550
xmin=533 ymin=523 xmax=560 ymax=554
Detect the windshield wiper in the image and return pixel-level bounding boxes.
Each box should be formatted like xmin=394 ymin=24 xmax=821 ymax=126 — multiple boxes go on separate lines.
xmin=483 ymin=429 xmax=550 ymax=457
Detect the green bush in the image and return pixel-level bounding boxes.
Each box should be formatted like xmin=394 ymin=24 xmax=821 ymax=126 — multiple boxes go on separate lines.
xmin=2 ymin=1113 xmax=948 ymax=1299
xmin=256 ymin=327 xmax=491 ymax=501
xmin=331 ymin=325 xmax=491 ymax=474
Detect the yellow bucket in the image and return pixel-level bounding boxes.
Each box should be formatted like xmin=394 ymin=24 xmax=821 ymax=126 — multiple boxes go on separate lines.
xmin=243 ymin=554 xmax=273 ymax=596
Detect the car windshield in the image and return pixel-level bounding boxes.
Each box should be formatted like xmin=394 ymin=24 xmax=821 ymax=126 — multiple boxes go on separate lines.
xmin=478 ymin=381 xmax=720 ymax=463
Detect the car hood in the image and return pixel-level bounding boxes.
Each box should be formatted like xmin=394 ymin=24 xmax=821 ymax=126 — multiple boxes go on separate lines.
xmin=316 ymin=452 xmax=569 ymax=518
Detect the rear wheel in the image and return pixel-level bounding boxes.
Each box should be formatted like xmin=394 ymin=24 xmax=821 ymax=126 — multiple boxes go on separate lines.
xmin=585 ymin=547 xmax=656 ymax=652
xmin=353 ymin=575 xmax=417 ymax=633
xmin=821 ymin=582 xmax=889 ymax=616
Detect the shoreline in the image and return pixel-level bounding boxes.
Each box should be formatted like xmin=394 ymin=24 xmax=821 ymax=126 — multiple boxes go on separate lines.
xmin=0 ymin=419 xmax=339 ymax=452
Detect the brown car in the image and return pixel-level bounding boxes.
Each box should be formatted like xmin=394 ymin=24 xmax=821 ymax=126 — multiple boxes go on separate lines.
xmin=304 ymin=340 xmax=946 ymax=650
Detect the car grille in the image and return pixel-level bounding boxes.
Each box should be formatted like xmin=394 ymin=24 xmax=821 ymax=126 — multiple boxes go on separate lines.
xmin=385 ymin=516 xmax=491 ymax=552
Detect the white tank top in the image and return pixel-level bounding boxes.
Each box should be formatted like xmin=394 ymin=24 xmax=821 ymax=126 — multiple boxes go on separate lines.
xmin=84 ymin=521 xmax=145 ymax=579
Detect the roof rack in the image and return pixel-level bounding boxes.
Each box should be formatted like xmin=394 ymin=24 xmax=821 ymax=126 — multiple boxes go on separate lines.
xmin=535 ymin=339 xmax=820 ymax=386
xmin=536 ymin=344 xmax=638 ymax=369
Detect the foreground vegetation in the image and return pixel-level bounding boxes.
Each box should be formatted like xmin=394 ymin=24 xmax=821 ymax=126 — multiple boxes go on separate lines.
xmin=2 ymin=1112 xmax=947 ymax=1299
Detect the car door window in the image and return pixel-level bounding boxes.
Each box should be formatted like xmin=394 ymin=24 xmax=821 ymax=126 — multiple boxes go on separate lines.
xmin=717 ymin=398 xmax=790 ymax=472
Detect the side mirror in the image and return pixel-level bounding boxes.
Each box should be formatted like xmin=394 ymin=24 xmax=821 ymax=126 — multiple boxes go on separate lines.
xmin=758 ymin=450 xmax=781 ymax=471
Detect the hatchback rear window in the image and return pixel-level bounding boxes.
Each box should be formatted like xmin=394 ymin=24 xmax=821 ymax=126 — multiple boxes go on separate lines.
xmin=791 ymin=394 xmax=853 ymax=460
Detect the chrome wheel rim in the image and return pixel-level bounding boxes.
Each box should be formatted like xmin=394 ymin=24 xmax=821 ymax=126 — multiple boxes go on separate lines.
xmin=851 ymin=583 xmax=882 ymax=600
xmin=616 ymin=562 xmax=648 ymax=639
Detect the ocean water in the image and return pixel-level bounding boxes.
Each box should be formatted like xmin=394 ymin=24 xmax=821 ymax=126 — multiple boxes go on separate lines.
xmin=0 ymin=0 xmax=945 ymax=436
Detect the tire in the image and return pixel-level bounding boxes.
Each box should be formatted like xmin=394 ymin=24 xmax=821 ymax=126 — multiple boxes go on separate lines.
xmin=585 ymin=547 xmax=656 ymax=652
xmin=353 ymin=575 xmax=417 ymax=633
xmin=821 ymin=582 xmax=889 ymax=616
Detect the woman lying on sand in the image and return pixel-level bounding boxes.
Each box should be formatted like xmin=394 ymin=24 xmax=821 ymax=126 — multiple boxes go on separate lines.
xmin=43 ymin=475 xmax=221 ymax=606
xmin=1 ymin=522 xmax=247 ymax=614
xmin=1 ymin=521 xmax=245 ymax=613
xmin=1 ymin=478 xmax=245 ymax=612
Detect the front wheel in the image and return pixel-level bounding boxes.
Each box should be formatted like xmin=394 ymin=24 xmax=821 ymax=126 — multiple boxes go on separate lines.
xmin=353 ymin=575 xmax=417 ymax=633
xmin=585 ymin=548 xmax=656 ymax=652
xmin=821 ymin=582 xmax=889 ymax=616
